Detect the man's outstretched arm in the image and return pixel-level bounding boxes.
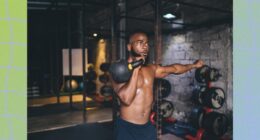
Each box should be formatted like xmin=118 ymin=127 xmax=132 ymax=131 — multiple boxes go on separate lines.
xmin=155 ymin=60 xmax=204 ymax=78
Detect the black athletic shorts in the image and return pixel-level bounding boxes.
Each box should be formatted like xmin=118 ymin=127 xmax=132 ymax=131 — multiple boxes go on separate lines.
xmin=113 ymin=117 xmax=156 ymax=140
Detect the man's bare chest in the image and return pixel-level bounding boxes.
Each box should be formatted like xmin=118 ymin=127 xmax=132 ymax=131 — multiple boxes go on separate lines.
xmin=136 ymin=67 xmax=154 ymax=88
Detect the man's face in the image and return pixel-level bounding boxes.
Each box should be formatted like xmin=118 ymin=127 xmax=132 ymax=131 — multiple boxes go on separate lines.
xmin=128 ymin=33 xmax=149 ymax=60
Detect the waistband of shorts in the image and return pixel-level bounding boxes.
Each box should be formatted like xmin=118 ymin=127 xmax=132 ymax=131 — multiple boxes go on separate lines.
xmin=117 ymin=117 xmax=151 ymax=128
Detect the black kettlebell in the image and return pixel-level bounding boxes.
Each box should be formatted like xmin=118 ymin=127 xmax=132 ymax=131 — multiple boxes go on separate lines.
xmin=109 ymin=59 xmax=144 ymax=83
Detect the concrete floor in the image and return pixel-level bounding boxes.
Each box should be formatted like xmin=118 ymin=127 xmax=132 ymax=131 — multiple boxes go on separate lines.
xmin=28 ymin=107 xmax=113 ymax=133
xmin=28 ymin=94 xmax=114 ymax=132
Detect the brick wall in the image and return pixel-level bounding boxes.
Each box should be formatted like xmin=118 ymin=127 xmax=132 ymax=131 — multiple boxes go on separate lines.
xmin=161 ymin=24 xmax=233 ymax=121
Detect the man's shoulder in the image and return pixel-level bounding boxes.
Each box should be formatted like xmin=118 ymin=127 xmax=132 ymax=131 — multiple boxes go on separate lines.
xmin=143 ymin=64 xmax=159 ymax=70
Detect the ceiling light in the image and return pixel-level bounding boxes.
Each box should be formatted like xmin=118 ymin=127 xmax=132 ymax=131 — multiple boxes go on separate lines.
xmin=163 ymin=13 xmax=176 ymax=19
xmin=93 ymin=33 xmax=98 ymax=37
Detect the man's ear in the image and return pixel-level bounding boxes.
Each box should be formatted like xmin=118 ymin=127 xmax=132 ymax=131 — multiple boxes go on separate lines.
xmin=127 ymin=44 xmax=131 ymax=51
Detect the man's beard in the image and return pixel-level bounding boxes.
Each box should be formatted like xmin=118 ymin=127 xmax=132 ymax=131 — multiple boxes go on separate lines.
xmin=129 ymin=50 xmax=148 ymax=65
xmin=130 ymin=49 xmax=142 ymax=57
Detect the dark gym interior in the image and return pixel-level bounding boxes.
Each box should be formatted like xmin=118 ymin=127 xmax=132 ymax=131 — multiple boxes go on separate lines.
xmin=27 ymin=0 xmax=233 ymax=140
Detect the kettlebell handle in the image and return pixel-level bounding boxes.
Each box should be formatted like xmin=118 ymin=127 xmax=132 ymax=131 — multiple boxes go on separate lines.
xmin=128 ymin=59 xmax=144 ymax=70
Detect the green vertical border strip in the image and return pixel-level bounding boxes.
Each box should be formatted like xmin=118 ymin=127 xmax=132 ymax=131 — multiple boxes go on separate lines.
xmin=234 ymin=0 xmax=260 ymax=140
xmin=0 ymin=0 xmax=27 ymax=140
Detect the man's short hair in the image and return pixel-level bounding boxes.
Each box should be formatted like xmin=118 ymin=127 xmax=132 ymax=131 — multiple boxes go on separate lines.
xmin=128 ymin=29 xmax=148 ymax=43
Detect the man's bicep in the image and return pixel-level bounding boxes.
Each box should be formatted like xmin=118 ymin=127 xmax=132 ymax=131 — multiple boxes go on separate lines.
xmin=155 ymin=65 xmax=167 ymax=78
xmin=155 ymin=65 xmax=178 ymax=78
xmin=110 ymin=78 xmax=126 ymax=94
xmin=113 ymin=83 xmax=125 ymax=93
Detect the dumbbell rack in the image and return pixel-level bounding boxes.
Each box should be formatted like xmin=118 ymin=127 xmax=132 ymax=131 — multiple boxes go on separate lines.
xmin=98 ymin=63 xmax=113 ymax=104
xmin=189 ymin=65 xmax=228 ymax=140
xmin=159 ymin=66 xmax=229 ymax=140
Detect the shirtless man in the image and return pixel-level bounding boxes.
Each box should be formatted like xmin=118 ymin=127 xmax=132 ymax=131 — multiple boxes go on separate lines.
xmin=111 ymin=31 xmax=204 ymax=140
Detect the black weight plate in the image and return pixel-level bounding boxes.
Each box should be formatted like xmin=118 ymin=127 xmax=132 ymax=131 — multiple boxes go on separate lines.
xmin=209 ymin=68 xmax=221 ymax=82
xmin=100 ymin=85 xmax=114 ymax=96
xmin=202 ymin=112 xmax=228 ymax=137
xmin=205 ymin=87 xmax=225 ymax=109
xmin=99 ymin=74 xmax=109 ymax=83
xmin=195 ymin=65 xmax=211 ymax=83
xmin=100 ymin=63 xmax=110 ymax=72
xmin=154 ymin=78 xmax=172 ymax=98
xmin=160 ymin=100 xmax=174 ymax=118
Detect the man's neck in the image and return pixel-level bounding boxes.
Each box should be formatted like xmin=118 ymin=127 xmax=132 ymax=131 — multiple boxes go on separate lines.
xmin=128 ymin=56 xmax=148 ymax=66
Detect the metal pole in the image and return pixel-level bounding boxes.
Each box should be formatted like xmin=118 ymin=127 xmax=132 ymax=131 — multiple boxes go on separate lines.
xmin=154 ymin=0 xmax=162 ymax=64
xmin=67 ymin=0 xmax=73 ymax=110
xmin=54 ymin=0 xmax=60 ymax=104
xmin=118 ymin=0 xmax=126 ymax=59
xmin=49 ymin=29 xmax=54 ymax=96
xmin=81 ymin=0 xmax=87 ymax=123
xmin=111 ymin=0 xmax=117 ymax=62
xmin=48 ymin=0 xmax=54 ymax=97
xmin=154 ymin=0 xmax=162 ymax=139
xmin=111 ymin=0 xmax=117 ymax=122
